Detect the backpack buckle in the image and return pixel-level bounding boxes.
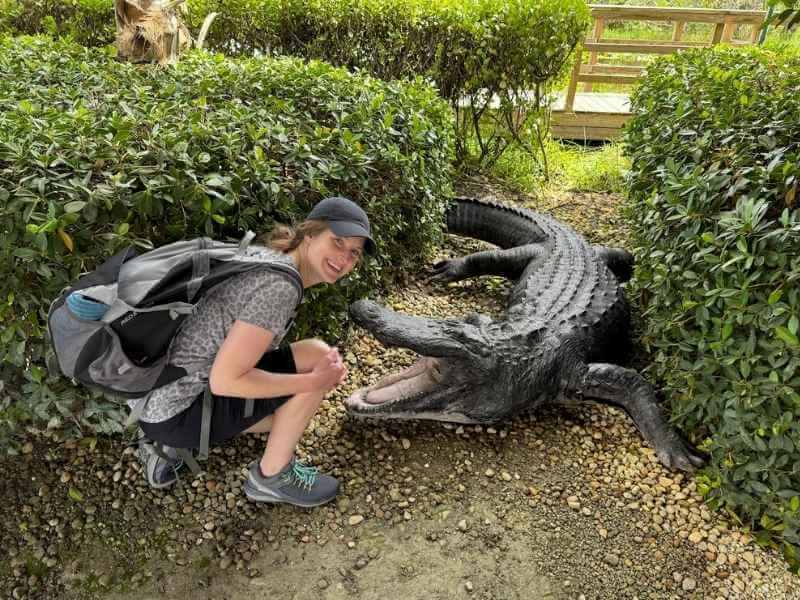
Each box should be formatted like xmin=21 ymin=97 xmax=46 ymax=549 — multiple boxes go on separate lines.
xmin=238 ymin=230 xmax=256 ymax=254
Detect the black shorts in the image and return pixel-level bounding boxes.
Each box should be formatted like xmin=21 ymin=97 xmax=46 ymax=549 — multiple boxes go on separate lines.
xmin=140 ymin=344 xmax=297 ymax=449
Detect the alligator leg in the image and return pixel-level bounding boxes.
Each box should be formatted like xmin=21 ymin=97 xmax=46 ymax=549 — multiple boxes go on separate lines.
xmin=430 ymin=244 xmax=543 ymax=283
xmin=566 ymin=363 xmax=706 ymax=471
xmin=593 ymin=245 xmax=634 ymax=282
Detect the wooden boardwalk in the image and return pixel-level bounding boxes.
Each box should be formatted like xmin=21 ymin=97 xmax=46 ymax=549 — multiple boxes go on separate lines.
xmin=551 ymin=5 xmax=766 ymax=141
xmin=550 ymin=92 xmax=632 ymax=141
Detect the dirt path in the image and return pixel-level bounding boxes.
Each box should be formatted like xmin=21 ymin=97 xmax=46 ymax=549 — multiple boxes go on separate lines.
xmin=3 ymin=190 xmax=799 ymax=600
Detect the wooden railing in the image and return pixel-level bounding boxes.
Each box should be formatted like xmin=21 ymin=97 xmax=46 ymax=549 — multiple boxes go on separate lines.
xmin=564 ymin=5 xmax=767 ymax=112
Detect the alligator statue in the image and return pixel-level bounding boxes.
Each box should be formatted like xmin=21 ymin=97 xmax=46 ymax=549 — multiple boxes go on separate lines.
xmin=345 ymin=196 xmax=705 ymax=472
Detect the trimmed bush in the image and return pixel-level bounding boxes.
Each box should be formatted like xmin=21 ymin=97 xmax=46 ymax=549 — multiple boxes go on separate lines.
xmin=624 ymin=46 xmax=800 ymax=570
xmin=0 ymin=0 xmax=590 ymax=167
xmin=0 ymin=35 xmax=453 ymax=446
xmin=0 ymin=0 xmax=115 ymax=44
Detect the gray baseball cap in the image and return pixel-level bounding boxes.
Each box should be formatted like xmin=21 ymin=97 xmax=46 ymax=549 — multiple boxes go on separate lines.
xmin=307 ymin=196 xmax=376 ymax=255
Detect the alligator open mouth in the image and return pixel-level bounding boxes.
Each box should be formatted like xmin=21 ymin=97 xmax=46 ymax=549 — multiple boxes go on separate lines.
xmin=345 ymin=355 xmax=481 ymax=423
xmin=346 ymin=357 xmax=443 ymax=411
xmin=344 ymin=298 xmax=489 ymax=422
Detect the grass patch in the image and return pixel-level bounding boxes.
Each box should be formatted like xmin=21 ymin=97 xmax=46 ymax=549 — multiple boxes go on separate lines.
xmin=763 ymin=26 xmax=800 ymax=56
xmin=23 ymin=553 xmax=50 ymax=578
xmin=491 ymin=139 xmax=629 ymax=196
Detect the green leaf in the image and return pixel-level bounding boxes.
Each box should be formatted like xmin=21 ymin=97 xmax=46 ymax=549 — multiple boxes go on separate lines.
xmin=64 ymin=201 xmax=87 ymax=213
xmin=68 ymin=487 xmax=84 ymax=502
xmin=204 ymin=174 xmax=227 ymax=188
xmin=12 ymin=248 xmax=38 ymax=259
xmin=740 ymin=360 xmax=751 ymax=379
xmin=78 ymin=436 xmax=98 ymax=450
xmin=722 ymin=323 xmax=733 ymax=341
xmin=776 ymin=327 xmax=800 ymax=347
xmin=768 ymin=289 xmax=783 ymax=305
xmin=789 ymin=315 xmax=799 ymax=336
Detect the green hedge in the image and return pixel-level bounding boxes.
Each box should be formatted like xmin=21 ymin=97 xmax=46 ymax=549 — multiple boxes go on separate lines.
xmin=0 ymin=0 xmax=115 ymax=44
xmin=0 ymin=0 xmax=590 ymax=167
xmin=624 ymin=46 xmax=800 ymax=570
xmin=0 ymin=35 xmax=453 ymax=446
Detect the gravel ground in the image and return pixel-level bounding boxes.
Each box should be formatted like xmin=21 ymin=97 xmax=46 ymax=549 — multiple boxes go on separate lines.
xmin=2 ymin=185 xmax=798 ymax=600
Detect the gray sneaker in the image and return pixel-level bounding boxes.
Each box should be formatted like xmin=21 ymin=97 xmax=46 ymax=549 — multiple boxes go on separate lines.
xmin=137 ymin=442 xmax=187 ymax=489
xmin=244 ymin=457 xmax=339 ymax=507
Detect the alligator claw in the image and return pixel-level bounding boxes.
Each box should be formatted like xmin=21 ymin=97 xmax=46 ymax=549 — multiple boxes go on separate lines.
xmin=657 ymin=432 xmax=708 ymax=472
xmin=429 ymin=258 xmax=466 ymax=282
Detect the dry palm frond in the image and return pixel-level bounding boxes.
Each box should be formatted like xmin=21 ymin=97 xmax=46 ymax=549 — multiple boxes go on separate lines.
xmin=115 ymin=0 xmax=215 ymax=65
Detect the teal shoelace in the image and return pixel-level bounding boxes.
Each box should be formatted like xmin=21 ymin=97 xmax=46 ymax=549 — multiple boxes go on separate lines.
xmin=281 ymin=459 xmax=319 ymax=491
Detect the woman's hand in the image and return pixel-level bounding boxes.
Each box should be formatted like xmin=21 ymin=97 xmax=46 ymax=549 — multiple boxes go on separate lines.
xmin=311 ymin=347 xmax=347 ymax=391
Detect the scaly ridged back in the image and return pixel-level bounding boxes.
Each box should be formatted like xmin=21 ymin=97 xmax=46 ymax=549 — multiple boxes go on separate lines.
xmin=447 ymin=197 xmax=625 ymax=331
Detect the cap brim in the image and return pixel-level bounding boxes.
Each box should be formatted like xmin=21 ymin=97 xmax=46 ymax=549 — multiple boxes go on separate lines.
xmin=328 ymin=221 xmax=376 ymax=255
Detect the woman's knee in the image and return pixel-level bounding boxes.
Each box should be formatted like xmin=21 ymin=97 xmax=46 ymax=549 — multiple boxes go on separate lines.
xmin=291 ymin=338 xmax=331 ymax=373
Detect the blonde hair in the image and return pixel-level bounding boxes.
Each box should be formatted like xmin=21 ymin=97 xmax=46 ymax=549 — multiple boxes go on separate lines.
xmin=259 ymin=219 xmax=329 ymax=253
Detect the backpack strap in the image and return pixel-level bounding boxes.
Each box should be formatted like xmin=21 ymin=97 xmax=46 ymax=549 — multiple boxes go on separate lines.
xmin=187 ymin=238 xmax=211 ymax=303
xmin=145 ymin=440 xmax=202 ymax=476
xmin=125 ymin=395 xmax=149 ymax=428
xmin=266 ymin=263 xmax=304 ymax=306
xmin=198 ymin=385 xmax=213 ymax=462
xmin=175 ymin=447 xmax=202 ymax=476
xmin=103 ymin=298 xmax=195 ymax=324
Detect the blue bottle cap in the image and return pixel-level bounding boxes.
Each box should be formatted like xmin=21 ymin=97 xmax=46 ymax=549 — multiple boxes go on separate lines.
xmin=66 ymin=292 xmax=109 ymax=321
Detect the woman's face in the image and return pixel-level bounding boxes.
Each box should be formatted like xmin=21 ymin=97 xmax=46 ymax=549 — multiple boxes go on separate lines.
xmin=305 ymin=228 xmax=365 ymax=284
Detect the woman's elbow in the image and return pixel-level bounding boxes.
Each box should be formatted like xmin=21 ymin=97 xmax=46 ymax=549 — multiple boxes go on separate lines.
xmin=208 ymin=370 xmax=232 ymax=396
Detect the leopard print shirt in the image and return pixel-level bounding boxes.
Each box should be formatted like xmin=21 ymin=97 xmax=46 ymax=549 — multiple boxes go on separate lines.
xmin=129 ymin=247 xmax=301 ymax=423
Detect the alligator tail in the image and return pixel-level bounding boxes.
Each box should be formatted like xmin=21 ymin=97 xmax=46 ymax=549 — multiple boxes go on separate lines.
xmin=447 ymin=196 xmax=547 ymax=249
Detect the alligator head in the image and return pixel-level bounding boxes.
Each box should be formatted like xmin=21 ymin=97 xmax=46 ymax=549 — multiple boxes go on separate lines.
xmin=345 ymin=299 xmax=555 ymax=423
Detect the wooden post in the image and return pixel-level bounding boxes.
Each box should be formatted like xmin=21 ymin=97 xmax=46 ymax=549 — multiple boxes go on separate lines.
xmin=672 ymin=20 xmax=685 ymax=41
xmin=721 ymin=18 xmax=736 ymax=43
xmin=711 ymin=21 xmax=725 ymax=44
xmin=749 ymin=19 xmax=762 ymax=44
xmin=565 ymin=45 xmax=583 ymax=112
xmin=584 ymin=17 xmax=606 ymax=92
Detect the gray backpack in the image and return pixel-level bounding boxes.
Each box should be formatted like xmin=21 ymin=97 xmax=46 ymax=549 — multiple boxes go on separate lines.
xmin=47 ymin=232 xmax=303 ymax=464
